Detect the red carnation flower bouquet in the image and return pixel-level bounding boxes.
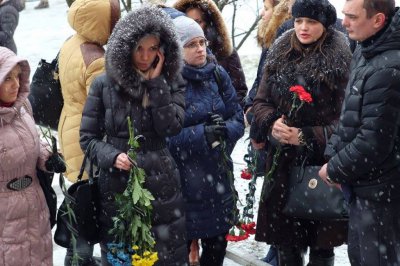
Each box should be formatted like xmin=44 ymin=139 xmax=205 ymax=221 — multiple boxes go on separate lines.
xmin=260 ymin=85 xmax=313 ymax=201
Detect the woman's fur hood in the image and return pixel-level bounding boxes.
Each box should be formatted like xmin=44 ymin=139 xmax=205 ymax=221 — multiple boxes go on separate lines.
xmin=173 ymin=0 xmax=233 ymax=59
xmin=264 ymin=28 xmax=351 ymax=96
xmin=105 ymin=6 xmax=182 ymax=99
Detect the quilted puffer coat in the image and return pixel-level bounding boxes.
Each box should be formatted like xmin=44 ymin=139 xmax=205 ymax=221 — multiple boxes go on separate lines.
xmin=168 ymin=59 xmax=245 ymax=240
xmin=58 ymin=0 xmax=120 ymax=182
xmin=80 ymin=6 xmax=188 ymax=265
xmin=0 ymin=47 xmax=52 ymax=265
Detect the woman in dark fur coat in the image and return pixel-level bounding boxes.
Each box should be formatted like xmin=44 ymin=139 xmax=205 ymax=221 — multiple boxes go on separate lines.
xmin=79 ymin=6 xmax=188 ymax=265
xmin=251 ymin=0 xmax=352 ymax=265
xmin=173 ymin=0 xmax=248 ymax=108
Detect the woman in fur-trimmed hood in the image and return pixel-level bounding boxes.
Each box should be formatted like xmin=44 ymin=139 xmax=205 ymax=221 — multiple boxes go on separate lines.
xmin=173 ymin=0 xmax=248 ymax=106
xmin=250 ymin=0 xmax=352 ymax=264
xmin=80 ymin=6 xmax=188 ymax=265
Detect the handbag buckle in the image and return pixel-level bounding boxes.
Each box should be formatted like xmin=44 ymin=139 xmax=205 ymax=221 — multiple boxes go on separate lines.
xmin=7 ymin=176 xmax=33 ymax=191
xmin=308 ymin=178 xmax=318 ymax=189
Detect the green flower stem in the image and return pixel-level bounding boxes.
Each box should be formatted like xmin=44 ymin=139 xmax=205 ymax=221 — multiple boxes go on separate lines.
xmin=220 ymin=140 xmax=240 ymax=225
xmin=39 ymin=127 xmax=80 ymax=265
xmin=260 ymin=146 xmax=281 ymax=202
xmin=109 ymin=117 xmax=156 ymax=257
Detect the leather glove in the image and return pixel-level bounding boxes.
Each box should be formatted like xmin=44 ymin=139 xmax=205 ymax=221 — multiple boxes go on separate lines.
xmin=208 ymin=113 xmax=226 ymax=127
xmin=45 ymin=136 xmax=66 ymax=173
xmin=205 ymin=124 xmax=227 ymax=148
xmin=45 ymin=152 xmax=66 ymax=173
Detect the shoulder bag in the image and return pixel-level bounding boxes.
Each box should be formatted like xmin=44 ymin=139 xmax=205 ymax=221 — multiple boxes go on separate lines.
xmin=28 ymin=52 xmax=63 ymax=130
xmin=54 ymin=140 xmax=100 ymax=248
xmin=282 ymin=128 xmax=349 ymax=221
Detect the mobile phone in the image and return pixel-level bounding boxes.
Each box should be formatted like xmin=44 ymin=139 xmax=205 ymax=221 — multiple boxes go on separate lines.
xmin=152 ymin=45 xmax=165 ymax=68
xmin=152 ymin=55 xmax=160 ymax=68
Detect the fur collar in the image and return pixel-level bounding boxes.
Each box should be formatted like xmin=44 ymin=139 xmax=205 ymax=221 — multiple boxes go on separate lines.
xmin=173 ymin=0 xmax=233 ymax=59
xmin=264 ymin=28 xmax=352 ymax=97
xmin=105 ymin=6 xmax=182 ymax=99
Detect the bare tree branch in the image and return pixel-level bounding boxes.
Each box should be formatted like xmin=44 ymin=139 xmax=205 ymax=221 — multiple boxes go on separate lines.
xmin=231 ymin=0 xmax=237 ymax=48
xmin=235 ymin=17 xmax=259 ymax=50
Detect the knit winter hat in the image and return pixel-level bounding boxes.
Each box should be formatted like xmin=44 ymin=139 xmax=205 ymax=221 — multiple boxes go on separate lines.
xmin=291 ymin=0 xmax=337 ymax=28
xmin=173 ymin=16 xmax=205 ymax=46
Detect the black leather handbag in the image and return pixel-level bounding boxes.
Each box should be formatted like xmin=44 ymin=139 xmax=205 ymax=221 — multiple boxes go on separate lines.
xmin=54 ymin=141 xmax=100 ymax=247
xmin=37 ymin=169 xmax=57 ymax=228
xmin=283 ymin=165 xmax=349 ymax=221
xmin=28 ymin=53 xmax=63 ymax=130
xmin=282 ymin=129 xmax=349 ymax=221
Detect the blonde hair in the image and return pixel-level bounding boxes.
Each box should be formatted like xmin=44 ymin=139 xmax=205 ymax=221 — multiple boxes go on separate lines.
xmin=257 ymin=0 xmax=292 ymax=48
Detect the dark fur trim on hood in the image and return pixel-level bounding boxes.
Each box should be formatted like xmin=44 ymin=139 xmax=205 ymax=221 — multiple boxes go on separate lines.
xmin=264 ymin=28 xmax=351 ymax=96
xmin=105 ymin=6 xmax=182 ymax=99
xmin=173 ymin=0 xmax=233 ymax=59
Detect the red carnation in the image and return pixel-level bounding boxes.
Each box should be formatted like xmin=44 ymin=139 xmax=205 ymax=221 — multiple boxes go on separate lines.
xmin=289 ymin=85 xmax=313 ymax=103
xmin=226 ymin=226 xmax=250 ymax=242
xmin=240 ymin=168 xmax=252 ymax=180
xmin=241 ymin=222 xmax=256 ymax=235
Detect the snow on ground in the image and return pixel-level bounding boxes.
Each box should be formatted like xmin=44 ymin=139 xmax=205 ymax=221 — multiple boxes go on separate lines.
xmin=17 ymin=0 xmax=400 ymax=264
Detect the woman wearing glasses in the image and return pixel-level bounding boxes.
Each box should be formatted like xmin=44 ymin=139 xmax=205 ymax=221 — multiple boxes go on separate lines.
xmin=168 ymin=16 xmax=244 ymax=265
xmin=173 ymin=0 xmax=248 ymax=108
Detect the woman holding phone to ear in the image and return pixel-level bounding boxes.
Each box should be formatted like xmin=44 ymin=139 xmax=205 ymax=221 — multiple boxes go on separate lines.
xmin=79 ymin=6 xmax=188 ymax=265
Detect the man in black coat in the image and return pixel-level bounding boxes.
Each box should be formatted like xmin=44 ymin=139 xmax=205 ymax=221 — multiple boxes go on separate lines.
xmin=319 ymin=0 xmax=400 ymax=265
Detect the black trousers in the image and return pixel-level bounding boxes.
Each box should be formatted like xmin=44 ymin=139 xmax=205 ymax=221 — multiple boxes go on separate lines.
xmin=277 ymin=245 xmax=334 ymax=266
xmin=348 ymin=197 xmax=400 ymax=266
xmin=187 ymin=231 xmax=228 ymax=266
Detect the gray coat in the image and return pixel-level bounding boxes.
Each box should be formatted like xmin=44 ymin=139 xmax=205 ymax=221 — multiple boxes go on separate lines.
xmin=0 ymin=0 xmax=23 ymax=53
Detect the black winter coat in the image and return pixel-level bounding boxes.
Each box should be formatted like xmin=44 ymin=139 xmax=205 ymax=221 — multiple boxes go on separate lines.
xmin=80 ymin=7 xmax=188 ymax=265
xmin=252 ymin=29 xmax=352 ymax=248
xmin=0 ymin=0 xmax=23 ymax=53
xmin=326 ymin=9 xmax=400 ymax=203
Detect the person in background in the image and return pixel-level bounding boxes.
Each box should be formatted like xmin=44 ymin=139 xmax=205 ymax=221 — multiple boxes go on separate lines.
xmin=168 ymin=15 xmax=244 ymax=266
xmin=173 ymin=0 xmax=248 ymax=108
xmin=34 ymin=0 xmax=49 ymax=9
xmin=0 ymin=46 xmax=64 ymax=266
xmin=0 ymin=0 xmax=24 ymax=53
xmin=244 ymin=0 xmax=291 ymax=120
xmin=57 ymin=0 xmax=120 ymax=264
xmin=319 ymin=0 xmax=400 ymax=265
xmin=245 ymin=1 xmax=292 ymax=263
xmin=251 ymin=0 xmax=352 ymax=265
xmin=79 ymin=6 xmax=188 ymax=265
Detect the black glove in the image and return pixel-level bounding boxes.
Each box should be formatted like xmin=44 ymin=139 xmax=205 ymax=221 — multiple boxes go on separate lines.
xmin=209 ymin=113 xmax=226 ymax=127
xmin=45 ymin=136 xmax=66 ymax=173
xmin=45 ymin=152 xmax=66 ymax=173
xmin=204 ymin=124 xmax=227 ymax=148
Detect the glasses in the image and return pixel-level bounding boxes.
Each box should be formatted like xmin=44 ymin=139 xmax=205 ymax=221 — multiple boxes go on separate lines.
xmin=184 ymin=39 xmax=209 ymax=50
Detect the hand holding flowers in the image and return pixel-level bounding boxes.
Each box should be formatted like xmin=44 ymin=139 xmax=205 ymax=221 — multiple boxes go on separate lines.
xmin=261 ymin=85 xmax=313 ymax=201
xmin=271 ymin=116 xmax=301 ymax=145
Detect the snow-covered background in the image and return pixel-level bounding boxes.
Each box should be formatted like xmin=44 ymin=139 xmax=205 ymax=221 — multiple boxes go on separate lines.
xmin=15 ymin=0 xmax=400 ymax=265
